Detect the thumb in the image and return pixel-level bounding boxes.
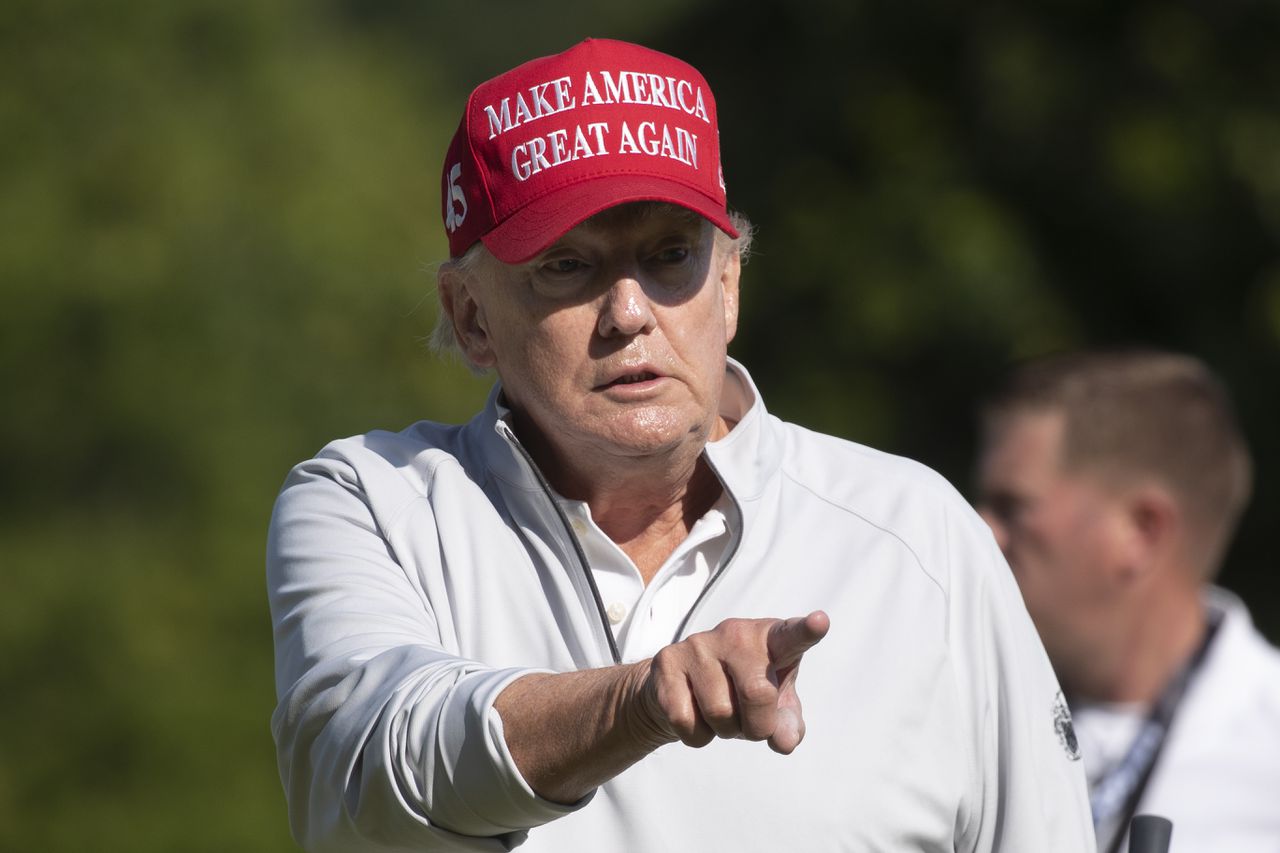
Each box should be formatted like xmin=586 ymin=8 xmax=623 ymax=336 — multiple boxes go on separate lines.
xmin=766 ymin=610 xmax=830 ymax=669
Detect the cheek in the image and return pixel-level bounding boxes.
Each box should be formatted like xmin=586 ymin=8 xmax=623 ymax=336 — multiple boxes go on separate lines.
xmin=498 ymin=321 xmax=589 ymax=402
xmin=676 ymin=295 xmax=729 ymax=363
xmin=1026 ymin=517 xmax=1113 ymax=602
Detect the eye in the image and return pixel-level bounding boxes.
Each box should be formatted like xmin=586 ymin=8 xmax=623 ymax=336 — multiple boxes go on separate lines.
xmin=529 ymin=252 xmax=592 ymax=298
xmin=540 ymin=257 xmax=587 ymax=276
xmin=986 ymin=493 xmax=1030 ymax=528
xmin=652 ymin=245 xmax=690 ymax=264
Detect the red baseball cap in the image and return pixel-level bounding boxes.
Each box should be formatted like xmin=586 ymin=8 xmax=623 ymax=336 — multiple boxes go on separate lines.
xmin=441 ymin=38 xmax=737 ymax=263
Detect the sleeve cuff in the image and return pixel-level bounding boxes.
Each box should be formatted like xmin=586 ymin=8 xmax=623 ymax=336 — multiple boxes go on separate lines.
xmin=436 ymin=667 xmax=594 ymax=834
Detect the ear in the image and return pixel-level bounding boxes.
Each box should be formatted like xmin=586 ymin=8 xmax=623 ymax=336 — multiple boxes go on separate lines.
xmin=438 ymin=265 xmax=496 ymax=368
xmin=721 ymin=248 xmax=741 ymax=344
xmin=1116 ymin=484 xmax=1181 ymax=581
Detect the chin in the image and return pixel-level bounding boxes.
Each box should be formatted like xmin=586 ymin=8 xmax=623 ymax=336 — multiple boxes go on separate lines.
xmin=606 ymin=405 xmax=696 ymax=438
xmin=600 ymin=423 xmax=705 ymax=459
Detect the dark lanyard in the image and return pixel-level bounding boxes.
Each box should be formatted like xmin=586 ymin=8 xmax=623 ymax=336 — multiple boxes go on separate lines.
xmin=1092 ymin=615 xmax=1221 ymax=853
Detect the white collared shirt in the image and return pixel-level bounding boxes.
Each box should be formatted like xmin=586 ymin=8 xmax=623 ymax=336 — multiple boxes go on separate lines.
xmin=503 ymin=371 xmax=753 ymax=663
xmin=555 ymin=493 xmax=733 ymax=662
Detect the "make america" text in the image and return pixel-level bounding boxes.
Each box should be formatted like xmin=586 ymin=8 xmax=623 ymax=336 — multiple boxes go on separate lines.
xmin=481 ymin=69 xmax=712 ymax=182
xmin=483 ymin=69 xmax=711 ymax=140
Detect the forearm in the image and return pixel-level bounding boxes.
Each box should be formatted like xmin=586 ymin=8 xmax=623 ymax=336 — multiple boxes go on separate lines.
xmin=493 ymin=660 xmax=675 ymax=804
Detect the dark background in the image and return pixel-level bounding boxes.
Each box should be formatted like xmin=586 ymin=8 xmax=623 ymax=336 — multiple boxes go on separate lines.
xmin=4 ymin=1 xmax=1277 ymax=849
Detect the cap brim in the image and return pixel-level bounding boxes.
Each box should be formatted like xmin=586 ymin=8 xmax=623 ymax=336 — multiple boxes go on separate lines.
xmin=480 ymin=175 xmax=738 ymax=264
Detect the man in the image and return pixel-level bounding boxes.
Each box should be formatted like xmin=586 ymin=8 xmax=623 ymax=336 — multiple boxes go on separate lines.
xmin=976 ymin=348 xmax=1280 ymax=853
xmin=268 ymin=38 xmax=1093 ymax=851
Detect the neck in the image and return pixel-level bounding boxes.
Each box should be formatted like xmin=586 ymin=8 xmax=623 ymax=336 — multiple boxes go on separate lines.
xmin=515 ymin=414 xmax=731 ymax=583
xmin=1072 ymin=582 xmax=1207 ymax=705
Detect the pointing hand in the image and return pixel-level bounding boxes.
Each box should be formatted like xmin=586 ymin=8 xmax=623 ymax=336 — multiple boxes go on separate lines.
xmin=633 ymin=610 xmax=830 ymax=754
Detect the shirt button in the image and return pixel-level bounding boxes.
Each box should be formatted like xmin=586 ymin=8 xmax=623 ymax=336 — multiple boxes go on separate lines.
xmin=606 ymin=602 xmax=627 ymax=625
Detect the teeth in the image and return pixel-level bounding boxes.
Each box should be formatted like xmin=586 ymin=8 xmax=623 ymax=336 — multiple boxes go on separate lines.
xmin=604 ymin=370 xmax=656 ymax=386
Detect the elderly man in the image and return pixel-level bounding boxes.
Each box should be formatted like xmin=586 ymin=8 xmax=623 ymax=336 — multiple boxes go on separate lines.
xmin=268 ymin=38 xmax=1093 ymax=851
xmin=976 ymin=348 xmax=1280 ymax=853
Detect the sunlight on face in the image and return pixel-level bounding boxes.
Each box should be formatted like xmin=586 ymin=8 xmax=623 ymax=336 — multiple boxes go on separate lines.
xmin=463 ymin=203 xmax=741 ymax=475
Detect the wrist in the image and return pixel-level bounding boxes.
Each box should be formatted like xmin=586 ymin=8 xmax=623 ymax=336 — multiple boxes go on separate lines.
xmin=616 ymin=659 xmax=678 ymax=752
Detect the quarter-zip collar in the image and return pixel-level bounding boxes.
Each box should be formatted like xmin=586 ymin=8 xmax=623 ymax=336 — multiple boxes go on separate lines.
xmin=455 ymin=358 xmax=778 ymax=662
xmin=702 ymin=358 xmax=779 ymax=527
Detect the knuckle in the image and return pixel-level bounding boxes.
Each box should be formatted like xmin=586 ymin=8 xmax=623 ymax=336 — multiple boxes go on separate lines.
xmin=651 ymin=645 xmax=688 ymax=679
xmin=652 ymin=645 xmax=677 ymax=668
xmin=665 ymin=705 xmax=695 ymax=733
xmin=717 ymin=617 xmax=754 ymax=643
xmin=738 ymin=678 xmax=778 ymax=708
xmin=699 ymin=698 xmax=736 ymax=723
xmin=673 ymin=632 xmax=711 ymax=662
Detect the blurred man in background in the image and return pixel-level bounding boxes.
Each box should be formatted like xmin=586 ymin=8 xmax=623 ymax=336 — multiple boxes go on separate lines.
xmin=976 ymin=348 xmax=1280 ymax=853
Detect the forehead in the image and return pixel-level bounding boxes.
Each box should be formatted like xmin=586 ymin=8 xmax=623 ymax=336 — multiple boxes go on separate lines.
xmin=982 ymin=408 xmax=1067 ymax=479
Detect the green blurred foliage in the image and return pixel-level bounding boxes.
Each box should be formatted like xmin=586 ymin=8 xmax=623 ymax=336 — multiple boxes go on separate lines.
xmin=2 ymin=1 xmax=1278 ymax=849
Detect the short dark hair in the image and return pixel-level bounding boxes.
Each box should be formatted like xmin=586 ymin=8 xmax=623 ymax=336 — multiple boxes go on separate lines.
xmin=981 ymin=348 xmax=1253 ymax=577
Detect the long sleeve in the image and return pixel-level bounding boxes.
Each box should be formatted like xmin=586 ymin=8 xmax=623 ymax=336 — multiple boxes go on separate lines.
xmin=266 ymin=450 xmax=584 ymax=852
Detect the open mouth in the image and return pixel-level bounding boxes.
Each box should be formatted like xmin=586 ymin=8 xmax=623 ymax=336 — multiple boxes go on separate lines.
xmin=602 ymin=371 xmax=659 ymax=388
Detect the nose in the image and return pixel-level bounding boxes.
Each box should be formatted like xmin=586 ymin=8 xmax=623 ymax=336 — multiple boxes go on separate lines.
xmin=597 ymin=276 xmax=657 ymax=338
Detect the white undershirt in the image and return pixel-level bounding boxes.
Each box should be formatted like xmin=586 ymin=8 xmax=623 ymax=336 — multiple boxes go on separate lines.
xmin=500 ymin=369 xmax=752 ymax=664
xmin=1071 ymin=700 xmax=1150 ymax=791
xmin=556 ymin=493 xmax=734 ymax=662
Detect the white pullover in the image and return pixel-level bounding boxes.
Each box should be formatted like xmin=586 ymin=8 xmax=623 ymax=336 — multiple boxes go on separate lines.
xmin=267 ymin=361 xmax=1094 ymax=852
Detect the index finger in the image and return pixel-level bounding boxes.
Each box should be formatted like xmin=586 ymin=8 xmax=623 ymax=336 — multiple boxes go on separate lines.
xmin=766 ymin=610 xmax=830 ymax=668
